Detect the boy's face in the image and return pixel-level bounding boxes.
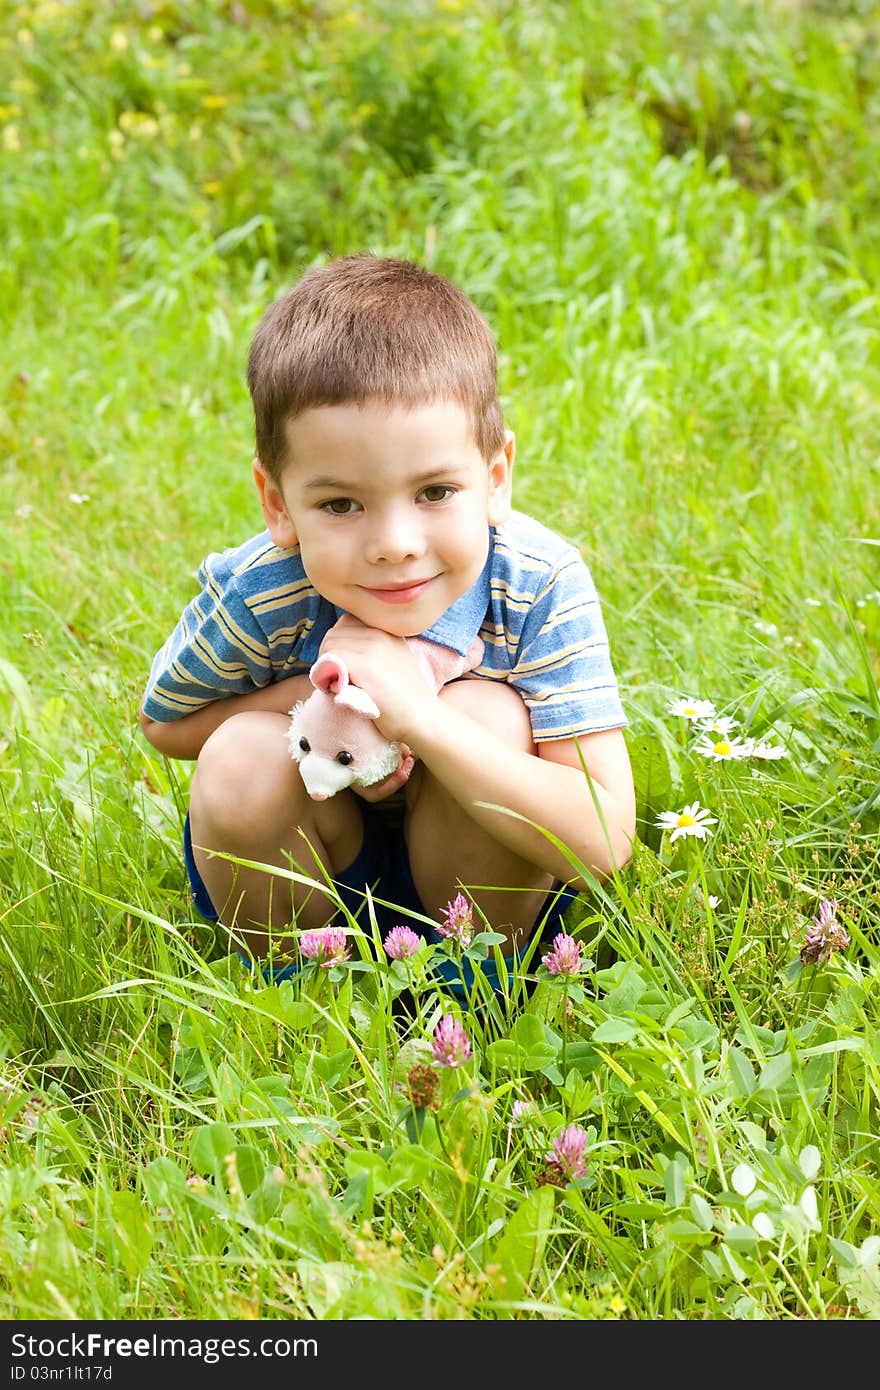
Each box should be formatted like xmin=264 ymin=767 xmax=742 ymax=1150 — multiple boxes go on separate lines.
xmin=253 ymin=400 xmax=513 ymax=637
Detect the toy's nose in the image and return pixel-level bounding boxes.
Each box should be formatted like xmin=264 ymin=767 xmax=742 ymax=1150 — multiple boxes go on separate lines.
xmin=309 ymin=792 xmax=328 ymax=802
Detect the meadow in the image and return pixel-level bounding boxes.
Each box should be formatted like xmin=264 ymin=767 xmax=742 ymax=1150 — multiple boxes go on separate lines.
xmin=1 ymin=0 xmax=879 ymax=1320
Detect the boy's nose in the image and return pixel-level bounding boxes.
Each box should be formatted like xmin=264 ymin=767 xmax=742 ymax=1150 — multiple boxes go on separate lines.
xmin=365 ymin=513 xmax=425 ymax=565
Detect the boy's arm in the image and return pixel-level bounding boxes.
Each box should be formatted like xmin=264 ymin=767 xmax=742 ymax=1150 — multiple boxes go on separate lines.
xmin=411 ymin=705 xmax=635 ymax=888
xmin=139 ymin=674 xmax=313 ymax=761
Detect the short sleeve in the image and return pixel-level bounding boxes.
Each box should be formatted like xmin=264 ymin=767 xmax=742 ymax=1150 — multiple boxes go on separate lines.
xmin=142 ymin=552 xmax=273 ymax=721
xmin=509 ymin=552 xmax=626 ymax=740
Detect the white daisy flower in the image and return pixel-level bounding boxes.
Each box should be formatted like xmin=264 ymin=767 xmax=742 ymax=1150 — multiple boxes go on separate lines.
xmin=707 ymin=895 xmax=721 ymax=909
xmin=744 ymin=739 xmax=786 ymax=760
xmin=753 ymin=619 xmax=778 ymax=636
xmin=696 ymin=715 xmax=739 ymax=736
xmin=68 ymin=492 xmax=91 ymax=505
xmin=655 ymin=801 xmax=718 ymax=843
xmin=695 ymin=734 xmax=752 ymax=761
xmin=668 ymin=696 xmax=717 ymax=721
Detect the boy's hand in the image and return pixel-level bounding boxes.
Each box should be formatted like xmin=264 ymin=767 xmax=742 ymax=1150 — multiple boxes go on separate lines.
xmin=353 ymin=744 xmax=416 ymax=802
xmin=318 ymin=615 xmax=438 ymax=744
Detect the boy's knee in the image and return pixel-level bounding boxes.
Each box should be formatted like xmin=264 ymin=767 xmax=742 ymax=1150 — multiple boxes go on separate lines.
xmin=191 ymin=712 xmax=297 ymax=834
xmin=439 ymin=677 xmax=535 ymax=752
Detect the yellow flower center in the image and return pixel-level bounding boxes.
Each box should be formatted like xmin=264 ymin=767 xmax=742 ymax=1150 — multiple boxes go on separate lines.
xmin=713 ymin=740 xmax=732 ymax=756
xmin=676 ymin=813 xmax=696 ymax=828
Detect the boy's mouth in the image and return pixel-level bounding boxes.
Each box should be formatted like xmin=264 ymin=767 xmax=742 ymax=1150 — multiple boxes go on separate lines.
xmin=361 ymin=577 xmax=435 ymax=604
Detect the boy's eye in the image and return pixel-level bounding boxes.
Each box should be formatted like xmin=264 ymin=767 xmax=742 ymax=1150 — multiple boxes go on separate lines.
xmin=418 ymin=485 xmax=455 ymax=503
xmin=321 ymin=498 xmax=360 ymax=515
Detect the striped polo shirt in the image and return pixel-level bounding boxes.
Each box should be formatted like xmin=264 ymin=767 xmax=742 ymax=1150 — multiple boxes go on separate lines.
xmin=143 ymin=509 xmax=626 ymax=741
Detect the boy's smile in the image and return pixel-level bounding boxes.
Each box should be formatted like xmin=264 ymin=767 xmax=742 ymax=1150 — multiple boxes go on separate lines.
xmin=254 ymin=400 xmax=513 ymax=637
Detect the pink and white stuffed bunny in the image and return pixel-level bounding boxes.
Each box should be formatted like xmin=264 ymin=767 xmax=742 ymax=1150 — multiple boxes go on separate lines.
xmin=288 ymin=634 xmax=484 ymax=800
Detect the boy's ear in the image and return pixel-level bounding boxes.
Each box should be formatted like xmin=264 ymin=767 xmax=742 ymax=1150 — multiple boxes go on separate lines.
xmin=487 ymin=430 xmax=515 ymax=526
xmin=253 ymin=458 xmax=298 ymax=549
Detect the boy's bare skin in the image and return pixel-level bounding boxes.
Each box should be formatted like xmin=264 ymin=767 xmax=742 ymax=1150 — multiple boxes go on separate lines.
xmin=141 ymin=399 xmax=635 ymax=961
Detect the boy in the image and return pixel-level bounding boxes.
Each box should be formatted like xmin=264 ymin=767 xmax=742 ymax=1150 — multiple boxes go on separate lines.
xmin=140 ymin=254 xmax=635 ymax=983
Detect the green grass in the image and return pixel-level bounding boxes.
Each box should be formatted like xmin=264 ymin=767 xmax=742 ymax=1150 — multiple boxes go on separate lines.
xmin=1 ymin=0 xmax=879 ymax=1320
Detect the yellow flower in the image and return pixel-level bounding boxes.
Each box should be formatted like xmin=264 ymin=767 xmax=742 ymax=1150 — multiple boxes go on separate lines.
xmin=200 ymin=180 xmax=222 ymax=197
xmin=3 ymin=124 xmax=21 ymax=152
xmin=119 ymin=111 xmax=159 ymax=138
xmin=200 ymin=95 xmax=228 ymax=109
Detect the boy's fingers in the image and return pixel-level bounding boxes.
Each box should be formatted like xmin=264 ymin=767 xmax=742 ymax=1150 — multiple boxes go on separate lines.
xmin=355 ymin=750 xmax=416 ymax=802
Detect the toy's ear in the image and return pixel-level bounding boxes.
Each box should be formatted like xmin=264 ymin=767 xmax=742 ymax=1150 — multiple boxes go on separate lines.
xmin=336 ymin=685 xmax=381 ymax=719
xmin=310 ymin=654 xmax=348 ymax=695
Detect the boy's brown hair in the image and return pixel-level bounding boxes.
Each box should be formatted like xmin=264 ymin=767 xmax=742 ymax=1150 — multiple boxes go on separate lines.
xmin=247 ymin=254 xmax=505 ymax=480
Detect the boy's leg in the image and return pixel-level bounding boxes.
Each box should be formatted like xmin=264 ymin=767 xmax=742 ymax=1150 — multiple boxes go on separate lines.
xmin=404 ymin=680 xmax=557 ymax=956
xmin=188 ymin=710 xmax=364 ymax=959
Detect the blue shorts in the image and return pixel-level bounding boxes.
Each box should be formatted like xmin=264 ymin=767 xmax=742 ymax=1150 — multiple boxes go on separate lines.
xmin=183 ymin=800 xmax=579 ymax=994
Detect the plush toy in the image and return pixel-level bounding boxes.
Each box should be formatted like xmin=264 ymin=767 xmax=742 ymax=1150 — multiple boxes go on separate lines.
xmin=288 ymin=634 xmax=484 ymax=800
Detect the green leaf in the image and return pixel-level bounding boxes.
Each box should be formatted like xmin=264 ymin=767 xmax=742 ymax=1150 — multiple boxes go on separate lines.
xmin=249 ymin=1169 xmax=286 ymax=1224
xmin=492 ymin=1186 xmax=556 ymax=1302
xmin=108 ymin=1190 xmax=153 ymax=1278
xmin=592 ymin=1018 xmax=640 ymax=1044
xmin=26 ymin=1218 xmax=80 ymax=1302
xmin=723 ymin=1225 xmax=760 ymax=1253
xmin=663 ymin=1219 xmax=706 ymax=1240
xmin=388 ymin=1144 xmax=435 ymax=1189
xmin=0 ymin=657 xmax=36 ymax=728
xmin=727 ymin=1048 xmax=757 ymax=1098
xmin=663 ymin=1154 xmax=688 ymax=1207
xmin=189 ymin=1121 xmax=237 ymax=1178
xmin=798 ymin=1145 xmax=821 ymax=1181
xmin=732 ymin=1164 xmax=757 ymax=1197
xmin=828 ymin=1237 xmax=858 ymax=1270
xmin=312 ymin=1048 xmax=354 ymax=1087
xmin=488 ymin=1013 xmax=561 ymax=1070
xmin=141 ymin=1157 xmax=188 ymax=1208
xmin=511 ymin=1013 xmax=553 ymax=1048
xmin=629 ymin=734 xmax=673 ymax=852
xmin=758 ymin=1052 xmax=792 ymax=1092
xmin=615 ymin=1200 xmax=666 ymax=1221
xmin=689 ymin=1194 xmax=715 ymax=1232
xmin=601 ymin=962 xmax=649 ymax=1013
xmin=230 ymin=1144 xmax=265 ymax=1196
xmin=344 ymin=1149 xmax=390 ymax=1189
xmin=739 ymin=1121 xmax=768 ymax=1150
xmin=280 ymin=999 xmax=319 ymax=1030
xmin=676 ymin=1017 xmax=718 ymax=1051
xmin=665 ymin=999 xmax=697 ymax=1029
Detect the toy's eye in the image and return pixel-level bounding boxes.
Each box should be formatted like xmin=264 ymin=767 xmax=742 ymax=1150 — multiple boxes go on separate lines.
xmin=299 ymin=737 xmax=310 ymax=753
xmin=336 ymin=751 xmax=354 ymax=766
